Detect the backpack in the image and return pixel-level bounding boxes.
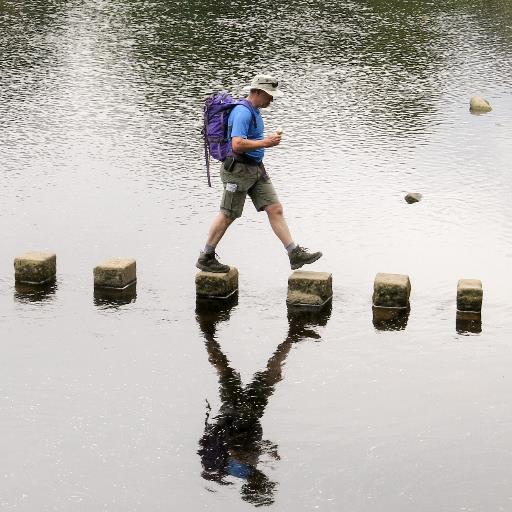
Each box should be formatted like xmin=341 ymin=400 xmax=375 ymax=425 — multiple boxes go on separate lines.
xmin=202 ymin=92 xmax=256 ymax=187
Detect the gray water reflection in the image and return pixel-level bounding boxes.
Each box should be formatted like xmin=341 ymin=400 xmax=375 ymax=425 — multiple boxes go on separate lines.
xmin=2 ymin=0 xmax=512 ymax=509
xmin=456 ymin=311 xmax=482 ymax=335
xmin=93 ymin=284 xmax=137 ymax=309
xmin=14 ymin=280 xmax=57 ymax=304
xmin=196 ymin=299 xmax=330 ymax=505
xmin=372 ymin=306 xmax=410 ymax=331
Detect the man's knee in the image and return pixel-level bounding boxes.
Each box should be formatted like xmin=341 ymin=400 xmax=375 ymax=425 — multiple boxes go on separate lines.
xmin=219 ymin=210 xmax=236 ymax=226
xmin=265 ymin=202 xmax=283 ymax=217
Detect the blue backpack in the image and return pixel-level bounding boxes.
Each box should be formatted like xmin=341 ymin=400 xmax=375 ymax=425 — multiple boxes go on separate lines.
xmin=202 ymin=92 xmax=256 ymax=187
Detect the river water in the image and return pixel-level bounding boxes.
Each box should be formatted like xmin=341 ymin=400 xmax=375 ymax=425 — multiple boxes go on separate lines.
xmin=1 ymin=0 xmax=512 ymax=510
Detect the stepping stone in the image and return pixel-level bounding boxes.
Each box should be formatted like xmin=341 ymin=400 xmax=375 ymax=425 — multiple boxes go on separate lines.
xmin=287 ymin=271 xmax=332 ymax=308
xmin=14 ymin=251 xmax=56 ymax=285
xmin=196 ymin=267 xmax=238 ymax=299
xmin=94 ymin=258 xmax=137 ymax=289
xmin=373 ymin=273 xmax=411 ymax=309
xmin=457 ymin=279 xmax=482 ymax=312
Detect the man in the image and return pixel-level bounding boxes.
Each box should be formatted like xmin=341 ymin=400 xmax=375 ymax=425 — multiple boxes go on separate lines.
xmin=197 ymin=74 xmax=322 ymax=273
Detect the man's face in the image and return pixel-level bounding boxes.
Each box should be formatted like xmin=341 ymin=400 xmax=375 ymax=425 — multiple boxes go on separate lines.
xmin=256 ymin=90 xmax=273 ymax=108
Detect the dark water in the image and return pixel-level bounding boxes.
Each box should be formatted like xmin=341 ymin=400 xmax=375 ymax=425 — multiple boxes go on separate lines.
xmin=1 ymin=0 xmax=512 ymax=509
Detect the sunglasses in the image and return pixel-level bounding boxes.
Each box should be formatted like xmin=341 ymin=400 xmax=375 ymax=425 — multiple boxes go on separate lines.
xmin=258 ymin=80 xmax=278 ymax=88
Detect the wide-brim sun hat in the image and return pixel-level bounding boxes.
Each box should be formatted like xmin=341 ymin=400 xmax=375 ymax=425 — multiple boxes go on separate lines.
xmin=242 ymin=74 xmax=284 ymax=98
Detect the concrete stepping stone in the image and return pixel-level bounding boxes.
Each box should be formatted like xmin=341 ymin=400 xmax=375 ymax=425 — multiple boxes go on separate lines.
xmin=94 ymin=258 xmax=137 ymax=289
xmin=196 ymin=267 xmax=238 ymax=299
xmin=287 ymin=270 xmax=332 ymax=309
xmin=457 ymin=279 xmax=482 ymax=312
xmin=373 ymin=273 xmax=411 ymax=309
xmin=14 ymin=251 xmax=56 ymax=285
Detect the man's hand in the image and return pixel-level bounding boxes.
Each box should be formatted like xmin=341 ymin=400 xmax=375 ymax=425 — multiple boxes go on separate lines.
xmin=263 ymin=132 xmax=282 ymax=148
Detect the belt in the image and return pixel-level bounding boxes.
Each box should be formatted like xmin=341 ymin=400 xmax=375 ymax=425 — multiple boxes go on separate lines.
xmin=228 ymin=153 xmax=262 ymax=166
xmin=223 ymin=155 xmax=267 ymax=180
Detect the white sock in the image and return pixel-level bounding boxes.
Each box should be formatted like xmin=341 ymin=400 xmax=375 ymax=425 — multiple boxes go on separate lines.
xmin=285 ymin=242 xmax=297 ymax=254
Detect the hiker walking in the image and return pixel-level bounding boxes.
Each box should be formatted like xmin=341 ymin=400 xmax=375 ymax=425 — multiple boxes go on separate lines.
xmin=197 ymin=74 xmax=322 ymax=273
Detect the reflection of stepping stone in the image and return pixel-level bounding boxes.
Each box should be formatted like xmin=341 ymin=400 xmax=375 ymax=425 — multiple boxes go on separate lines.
xmin=456 ymin=310 xmax=482 ymax=335
xmin=196 ymin=267 xmax=238 ymax=299
xmin=94 ymin=285 xmax=137 ymax=306
xmin=372 ymin=307 xmax=409 ymax=331
xmin=14 ymin=251 xmax=56 ymax=285
xmin=373 ymin=273 xmax=411 ymax=309
xmin=287 ymin=270 xmax=332 ymax=310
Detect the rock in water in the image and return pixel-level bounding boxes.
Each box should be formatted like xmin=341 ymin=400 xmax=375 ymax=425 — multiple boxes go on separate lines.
xmin=287 ymin=270 xmax=332 ymax=308
xmin=196 ymin=267 xmax=238 ymax=299
xmin=94 ymin=258 xmax=137 ymax=289
xmin=373 ymin=273 xmax=411 ymax=309
xmin=457 ymin=279 xmax=483 ymax=313
xmin=14 ymin=252 xmax=57 ymax=284
xmin=404 ymin=192 xmax=422 ymax=204
xmin=470 ymin=96 xmax=492 ymax=113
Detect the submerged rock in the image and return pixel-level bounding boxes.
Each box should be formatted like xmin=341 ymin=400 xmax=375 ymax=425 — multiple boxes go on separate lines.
xmin=470 ymin=96 xmax=492 ymax=113
xmin=404 ymin=192 xmax=422 ymax=204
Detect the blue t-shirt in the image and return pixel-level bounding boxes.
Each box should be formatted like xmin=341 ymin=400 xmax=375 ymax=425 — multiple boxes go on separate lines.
xmin=228 ymin=104 xmax=264 ymax=162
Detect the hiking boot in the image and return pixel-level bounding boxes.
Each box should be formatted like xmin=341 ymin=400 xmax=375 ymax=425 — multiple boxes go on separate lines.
xmin=289 ymin=245 xmax=323 ymax=270
xmin=196 ymin=251 xmax=230 ymax=273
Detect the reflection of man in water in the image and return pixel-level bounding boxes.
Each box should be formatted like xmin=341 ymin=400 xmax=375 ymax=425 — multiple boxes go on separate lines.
xmin=196 ymin=303 xmax=329 ymax=506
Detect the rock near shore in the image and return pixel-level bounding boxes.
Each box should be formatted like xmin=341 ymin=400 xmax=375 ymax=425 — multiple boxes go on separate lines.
xmin=404 ymin=192 xmax=422 ymax=204
xmin=470 ymin=96 xmax=492 ymax=113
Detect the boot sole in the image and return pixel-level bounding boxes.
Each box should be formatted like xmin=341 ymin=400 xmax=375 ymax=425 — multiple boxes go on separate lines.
xmin=196 ymin=262 xmax=230 ymax=273
xmin=290 ymin=252 xmax=323 ymax=270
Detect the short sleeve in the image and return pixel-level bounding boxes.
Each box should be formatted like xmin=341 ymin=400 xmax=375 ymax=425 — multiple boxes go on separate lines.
xmin=229 ymin=106 xmax=253 ymax=139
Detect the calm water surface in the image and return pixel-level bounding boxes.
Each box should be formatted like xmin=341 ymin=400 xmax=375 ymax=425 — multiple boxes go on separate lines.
xmin=1 ymin=0 xmax=512 ymax=510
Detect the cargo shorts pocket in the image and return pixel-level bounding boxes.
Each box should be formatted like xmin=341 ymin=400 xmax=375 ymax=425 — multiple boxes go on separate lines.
xmin=221 ymin=183 xmax=237 ymax=210
xmin=220 ymin=182 xmax=247 ymax=218
xmin=220 ymin=164 xmax=255 ymax=218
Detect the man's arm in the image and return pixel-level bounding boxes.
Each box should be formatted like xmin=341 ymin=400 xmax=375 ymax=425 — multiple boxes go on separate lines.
xmin=232 ymin=133 xmax=282 ymax=153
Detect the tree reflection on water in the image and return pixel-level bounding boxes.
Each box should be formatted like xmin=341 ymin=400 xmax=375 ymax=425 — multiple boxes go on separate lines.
xmin=196 ymin=299 xmax=330 ymax=506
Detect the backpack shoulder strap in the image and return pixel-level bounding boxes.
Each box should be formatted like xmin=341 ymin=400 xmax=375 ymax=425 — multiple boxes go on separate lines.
xmin=235 ymin=98 xmax=258 ymax=127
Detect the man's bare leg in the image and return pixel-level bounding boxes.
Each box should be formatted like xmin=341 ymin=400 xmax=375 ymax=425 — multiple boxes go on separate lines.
xmin=206 ymin=211 xmax=235 ymax=248
xmin=196 ymin=212 xmax=234 ymax=273
xmin=265 ymin=203 xmax=293 ymax=247
xmin=265 ymin=202 xmax=322 ymax=269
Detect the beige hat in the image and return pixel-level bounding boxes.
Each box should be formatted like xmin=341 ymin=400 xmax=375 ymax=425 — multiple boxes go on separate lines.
xmin=243 ymin=74 xmax=284 ymax=98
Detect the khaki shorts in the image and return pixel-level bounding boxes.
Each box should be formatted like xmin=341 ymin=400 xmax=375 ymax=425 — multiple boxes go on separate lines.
xmin=219 ymin=160 xmax=279 ymax=219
